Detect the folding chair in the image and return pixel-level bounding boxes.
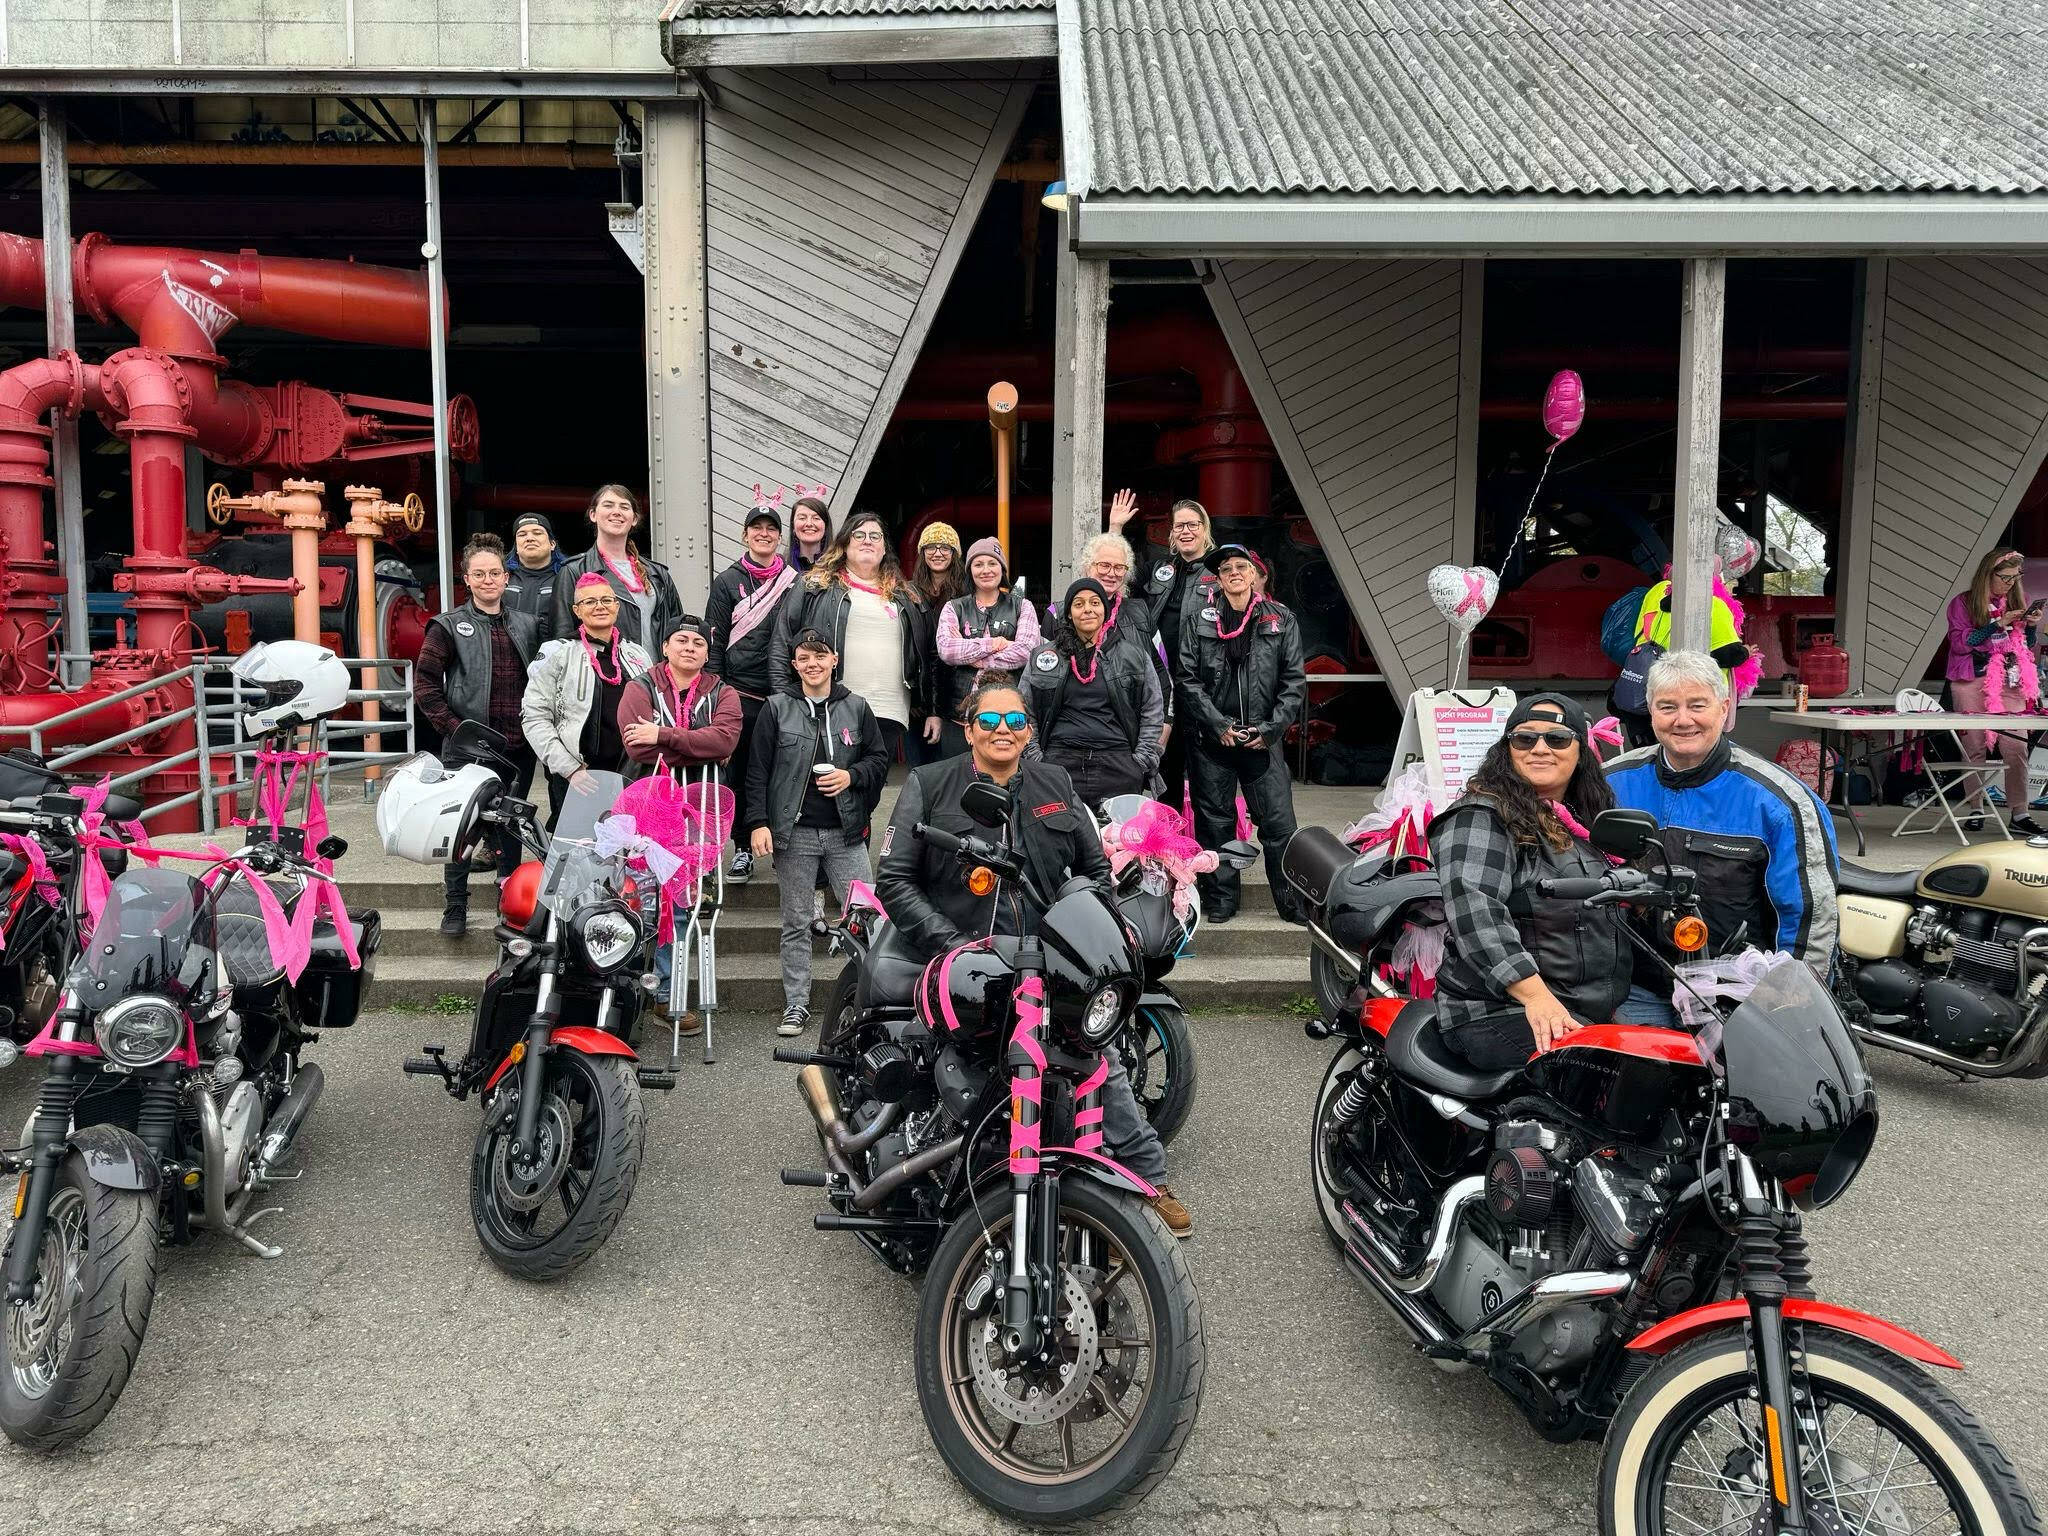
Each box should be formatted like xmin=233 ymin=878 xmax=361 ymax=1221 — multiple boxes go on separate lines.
xmin=1892 ymin=726 xmax=2003 ymax=842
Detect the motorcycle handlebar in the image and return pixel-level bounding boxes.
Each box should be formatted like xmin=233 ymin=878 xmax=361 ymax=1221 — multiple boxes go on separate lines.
xmin=914 ymin=822 xmax=963 ymax=856
xmin=1537 ymin=875 xmax=1611 ymax=900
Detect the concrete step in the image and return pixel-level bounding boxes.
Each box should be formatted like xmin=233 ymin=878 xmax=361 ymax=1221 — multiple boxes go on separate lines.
xmin=371 ymin=904 xmax=1303 ymax=959
xmin=362 ymin=951 xmax=1316 ymax=1015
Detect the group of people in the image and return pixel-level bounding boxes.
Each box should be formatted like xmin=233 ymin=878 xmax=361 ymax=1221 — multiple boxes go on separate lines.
xmin=413 ymin=482 xmax=1313 ymax=1031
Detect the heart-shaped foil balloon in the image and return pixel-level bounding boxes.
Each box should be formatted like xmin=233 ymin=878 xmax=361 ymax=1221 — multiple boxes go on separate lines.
xmin=1542 ymin=370 xmax=1586 ymax=447
xmin=1714 ymin=517 xmax=1761 ymax=579
xmin=1427 ymin=563 xmax=1500 ymax=635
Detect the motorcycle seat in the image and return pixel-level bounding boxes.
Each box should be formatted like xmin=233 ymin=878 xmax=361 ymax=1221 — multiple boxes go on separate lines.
xmin=857 ymin=920 xmax=927 ymax=1012
xmin=1839 ymin=861 xmax=1919 ymax=901
xmin=213 ymin=877 xmax=300 ymax=989
xmin=1385 ymin=1000 xmax=1523 ymax=1102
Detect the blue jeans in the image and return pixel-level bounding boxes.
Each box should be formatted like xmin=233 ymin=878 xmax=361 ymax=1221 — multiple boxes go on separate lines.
xmin=1613 ymin=984 xmax=1679 ymax=1027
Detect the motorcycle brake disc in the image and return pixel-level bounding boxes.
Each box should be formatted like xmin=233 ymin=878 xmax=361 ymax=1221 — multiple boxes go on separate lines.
xmin=968 ymin=1269 xmax=1099 ymax=1427
xmin=491 ymin=1092 xmax=574 ymax=1213
xmin=1063 ymin=1265 xmax=1138 ymax=1422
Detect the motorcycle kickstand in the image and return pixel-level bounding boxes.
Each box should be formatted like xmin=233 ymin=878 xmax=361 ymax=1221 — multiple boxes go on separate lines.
xmin=231 ymin=1205 xmax=285 ymax=1260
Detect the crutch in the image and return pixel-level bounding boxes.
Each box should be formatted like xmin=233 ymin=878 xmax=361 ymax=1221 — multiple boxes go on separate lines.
xmin=667 ymin=764 xmax=725 ymax=1066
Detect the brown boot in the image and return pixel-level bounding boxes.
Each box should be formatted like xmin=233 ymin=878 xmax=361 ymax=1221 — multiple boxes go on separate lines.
xmin=674 ymin=1010 xmax=703 ymax=1038
xmin=1148 ymin=1185 xmax=1192 ymax=1239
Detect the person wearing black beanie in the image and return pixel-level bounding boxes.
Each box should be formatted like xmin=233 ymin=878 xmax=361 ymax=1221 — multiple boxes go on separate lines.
xmin=1021 ymin=576 xmax=1164 ymax=805
xmin=503 ymin=512 xmax=565 ymax=622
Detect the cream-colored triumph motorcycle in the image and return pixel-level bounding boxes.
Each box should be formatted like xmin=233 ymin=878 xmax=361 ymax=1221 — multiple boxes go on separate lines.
xmin=1836 ymin=839 xmax=2048 ymax=1077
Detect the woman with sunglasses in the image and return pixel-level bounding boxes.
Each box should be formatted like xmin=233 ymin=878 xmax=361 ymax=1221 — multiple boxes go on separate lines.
xmin=522 ymin=573 xmax=654 ymax=828
xmin=770 ymin=509 xmax=933 ymax=764
xmin=1022 ymin=576 xmax=1163 ymax=805
xmin=1427 ymin=694 xmax=1629 ymax=1069
xmin=1946 ymin=546 xmax=2046 ymax=834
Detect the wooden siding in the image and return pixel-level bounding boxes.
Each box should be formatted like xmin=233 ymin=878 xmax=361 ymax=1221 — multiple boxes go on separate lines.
xmin=703 ymin=65 xmax=1030 ymax=569
xmin=1206 ymin=259 xmax=1482 ymax=696
xmin=1855 ymin=258 xmax=2048 ymax=693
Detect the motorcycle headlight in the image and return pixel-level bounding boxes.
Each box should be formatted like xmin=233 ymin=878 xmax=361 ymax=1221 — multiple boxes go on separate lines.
xmin=94 ymin=993 xmax=186 ymax=1069
xmin=572 ymin=902 xmax=642 ymax=974
xmin=1077 ymin=985 xmax=1127 ymax=1047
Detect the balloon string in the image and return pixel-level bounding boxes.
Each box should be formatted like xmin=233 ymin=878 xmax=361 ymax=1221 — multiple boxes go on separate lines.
xmin=1500 ymin=444 xmax=1560 ymax=575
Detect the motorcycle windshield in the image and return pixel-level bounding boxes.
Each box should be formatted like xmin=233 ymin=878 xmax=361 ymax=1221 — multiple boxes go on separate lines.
xmin=1718 ymin=958 xmax=1879 ymax=1208
xmin=540 ymin=770 xmax=630 ymax=921
xmin=75 ymin=867 xmax=215 ymax=1004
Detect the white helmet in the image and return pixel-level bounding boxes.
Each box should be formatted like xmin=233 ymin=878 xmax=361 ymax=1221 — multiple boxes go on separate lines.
xmin=231 ymin=641 xmax=351 ymax=737
xmin=375 ymin=753 xmax=503 ymax=865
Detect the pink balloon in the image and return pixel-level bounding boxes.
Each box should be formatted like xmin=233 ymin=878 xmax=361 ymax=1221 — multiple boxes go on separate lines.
xmin=1542 ymin=369 xmax=1586 ymax=447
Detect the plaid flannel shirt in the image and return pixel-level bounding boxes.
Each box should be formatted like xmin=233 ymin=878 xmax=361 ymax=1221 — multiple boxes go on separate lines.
xmin=1430 ymin=809 xmax=1539 ymax=1032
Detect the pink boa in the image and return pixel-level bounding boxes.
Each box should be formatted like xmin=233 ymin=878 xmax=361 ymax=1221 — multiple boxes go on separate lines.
xmin=614 ymin=774 xmax=736 ymax=941
xmin=1981 ymin=596 xmax=2042 ymax=714
xmin=1714 ymin=575 xmax=1764 ymax=700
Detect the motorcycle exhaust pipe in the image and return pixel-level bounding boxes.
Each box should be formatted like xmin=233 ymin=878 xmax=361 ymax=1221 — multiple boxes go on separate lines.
xmin=1307 ymin=922 xmax=1362 ymax=980
xmin=1850 ymin=1018 xmax=2048 ymax=1079
xmin=797 ymin=1065 xmax=860 ymax=1183
xmin=1344 ymin=1174 xmax=1487 ymax=1294
xmin=1340 ymin=1234 xmax=1455 ymax=1350
xmin=798 ymin=1062 xmax=905 ymax=1156
xmin=853 ymin=1135 xmax=966 ymax=1212
xmin=254 ymin=1062 xmax=324 ymax=1175
xmin=1452 ymin=1269 xmax=1633 ymax=1351
xmin=192 ymin=1086 xmax=282 ymax=1259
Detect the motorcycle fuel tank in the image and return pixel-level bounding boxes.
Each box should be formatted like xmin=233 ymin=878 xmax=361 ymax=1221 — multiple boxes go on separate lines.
xmin=1839 ymin=896 xmax=1911 ymax=959
xmin=1918 ymin=839 xmax=2048 ymax=921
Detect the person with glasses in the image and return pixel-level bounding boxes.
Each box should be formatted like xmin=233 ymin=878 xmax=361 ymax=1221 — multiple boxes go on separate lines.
xmin=1607 ymin=651 xmax=1838 ymax=1026
xmin=1945 ymin=546 xmax=2046 ymax=834
xmin=1429 ymin=694 xmax=1630 ymax=1068
xmin=416 ymin=533 xmax=542 ymax=937
xmin=1112 ymin=493 xmax=1218 ymax=810
xmin=770 ymin=509 xmax=933 ymax=764
xmin=522 ymin=572 xmax=653 ymax=828
xmin=875 ymin=678 xmax=1192 ymax=1238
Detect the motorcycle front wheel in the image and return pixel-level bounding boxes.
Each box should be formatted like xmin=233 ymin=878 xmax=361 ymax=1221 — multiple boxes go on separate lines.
xmin=0 ymin=1153 xmax=161 ymax=1450
xmin=1120 ymin=1002 xmax=1197 ymax=1145
xmin=1600 ymin=1328 xmax=2042 ymax=1536
xmin=914 ymin=1176 xmax=1204 ymax=1524
xmin=470 ymin=1051 xmax=646 ymax=1282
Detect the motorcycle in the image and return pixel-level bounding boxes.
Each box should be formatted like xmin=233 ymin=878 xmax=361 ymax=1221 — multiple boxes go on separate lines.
xmin=381 ymin=723 xmax=675 ymax=1281
xmin=1287 ymin=810 xmax=2041 ymax=1535
xmin=0 ymin=787 xmax=376 ymax=1449
xmin=1834 ymin=839 xmax=2048 ymax=1078
xmin=782 ymin=779 xmax=1204 ymax=1524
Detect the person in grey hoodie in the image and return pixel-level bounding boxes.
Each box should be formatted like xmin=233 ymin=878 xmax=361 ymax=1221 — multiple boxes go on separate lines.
xmin=744 ymin=628 xmax=890 ymax=1036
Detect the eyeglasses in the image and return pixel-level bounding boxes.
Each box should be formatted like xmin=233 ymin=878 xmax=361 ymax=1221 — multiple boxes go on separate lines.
xmin=850 ymin=529 xmax=886 ymax=543
xmin=973 ymin=710 xmax=1030 ymax=732
xmin=1994 ymin=567 xmax=2022 ymax=581
xmin=575 ymin=596 xmax=619 ymax=610
xmin=1508 ymin=728 xmax=1577 ymax=752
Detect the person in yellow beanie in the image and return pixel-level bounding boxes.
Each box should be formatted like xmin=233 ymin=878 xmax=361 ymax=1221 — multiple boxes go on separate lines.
xmin=908 ymin=521 xmax=966 ymax=763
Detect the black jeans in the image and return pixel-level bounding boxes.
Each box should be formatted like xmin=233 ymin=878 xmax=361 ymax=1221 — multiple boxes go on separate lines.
xmin=445 ymin=748 xmax=534 ymax=909
xmin=879 ymin=718 xmax=907 ymax=768
xmin=1048 ymin=745 xmax=1146 ymax=808
xmin=727 ymin=692 xmax=766 ymax=849
xmin=1440 ymin=1009 xmax=1537 ymax=1070
xmin=1188 ymin=736 xmax=1301 ymax=917
xmin=1157 ymin=719 xmax=1189 ymax=820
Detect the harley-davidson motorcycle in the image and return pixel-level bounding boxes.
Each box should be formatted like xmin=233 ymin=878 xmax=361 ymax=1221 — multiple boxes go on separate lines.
xmin=1834 ymin=839 xmax=2048 ymax=1078
xmin=0 ymin=793 xmax=376 ymax=1449
xmin=0 ymin=749 xmax=120 ymax=1044
xmin=381 ymin=723 xmax=673 ymax=1282
xmin=783 ymin=779 xmax=1205 ymax=1524
xmin=1285 ymin=810 xmax=2040 ymax=1535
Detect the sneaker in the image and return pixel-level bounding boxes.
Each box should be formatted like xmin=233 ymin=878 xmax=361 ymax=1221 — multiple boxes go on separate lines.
xmin=729 ymin=850 xmax=755 ymax=883
xmin=439 ymin=906 xmax=467 ymax=938
xmin=2031 ymin=795 xmax=2048 ymax=811
xmin=2010 ymin=814 xmax=2046 ymax=838
xmin=1148 ymin=1185 xmax=1192 ymax=1239
xmin=778 ymin=1006 xmax=810 ymax=1037
xmin=1989 ymin=786 xmax=2008 ymax=806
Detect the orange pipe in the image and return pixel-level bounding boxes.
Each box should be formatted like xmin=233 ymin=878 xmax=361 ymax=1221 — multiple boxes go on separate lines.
xmin=988 ymin=382 xmax=1017 ymax=560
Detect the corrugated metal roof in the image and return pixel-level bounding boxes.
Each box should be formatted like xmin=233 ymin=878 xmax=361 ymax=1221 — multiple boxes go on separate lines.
xmin=1075 ymin=0 xmax=2048 ymax=197
xmin=685 ymin=0 xmax=1048 ymax=17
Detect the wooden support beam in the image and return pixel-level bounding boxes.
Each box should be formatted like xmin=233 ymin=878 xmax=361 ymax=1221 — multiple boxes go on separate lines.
xmin=1051 ymin=210 xmax=1109 ymax=597
xmin=643 ymin=99 xmax=713 ymax=603
xmin=1671 ymin=257 xmax=1727 ymax=655
xmin=1836 ymin=257 xmax=1886 ymax=694
xmin=39 ymin=102 xmax=87 ymax=689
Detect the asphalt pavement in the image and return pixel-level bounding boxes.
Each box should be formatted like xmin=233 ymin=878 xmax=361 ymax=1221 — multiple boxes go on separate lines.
xmin=1 ymin=1008 xmax=2044 ymax=1536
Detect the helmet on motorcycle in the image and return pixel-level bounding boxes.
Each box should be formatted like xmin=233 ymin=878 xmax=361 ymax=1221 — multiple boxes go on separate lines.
xmin=374 ymin=753 xmax=503 ymax=865
xmin=231 ymin=641 xmax=352 ymax=737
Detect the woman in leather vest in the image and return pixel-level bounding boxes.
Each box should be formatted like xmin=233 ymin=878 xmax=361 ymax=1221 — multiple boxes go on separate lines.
xmin=933 ymin=537 xmax=1039 ymax=757
xmin=1429 ymin=693 xmax=1629 ymax=1070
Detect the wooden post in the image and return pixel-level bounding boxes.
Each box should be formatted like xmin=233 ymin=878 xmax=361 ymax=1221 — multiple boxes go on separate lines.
xmin=642 ymin=98 xmax=713 ymax=603
xmin=1671 ymin=257 xmax=1727 ymax=654
xmin=38 ymin=102 xmax=87 ymax=689
xmin=1836 ymin=257 xmax=1885 ymax=695
xmin=1051 ymin=208 xmax=1109 ymax=596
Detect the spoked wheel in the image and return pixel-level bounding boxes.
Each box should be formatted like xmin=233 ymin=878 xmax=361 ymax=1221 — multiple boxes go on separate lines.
xmin=471 ymin=1051 xmax=646 ymax=1282
xmin=915 ymin=1177 xmax=1204 ymax=1524
xmin=1600 ymin=1329 xmax=2043 ymax=1536
xmin=1117 ymin=1002 xmax=1197 ymax=1145
xmin=0 ymin=1155 xmax=160 ymax=1450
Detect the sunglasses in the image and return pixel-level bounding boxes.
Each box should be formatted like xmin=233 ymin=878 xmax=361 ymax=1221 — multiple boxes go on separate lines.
xmin=973 ymin=710 xmax=1030 ymax=732
xmin=1508 ymin=728 xmax=1578 ymax=752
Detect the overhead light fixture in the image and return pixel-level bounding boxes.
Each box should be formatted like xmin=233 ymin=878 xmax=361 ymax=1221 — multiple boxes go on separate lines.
xmin=1041 ymin=179 xmax=1069 ymax=212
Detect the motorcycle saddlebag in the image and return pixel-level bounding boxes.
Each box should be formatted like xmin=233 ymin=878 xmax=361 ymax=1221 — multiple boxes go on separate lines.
xmin=294 ymin=908 xmax=381 ymax=1029
xmin=1281 ymin=826 xmax=1354 ymax=908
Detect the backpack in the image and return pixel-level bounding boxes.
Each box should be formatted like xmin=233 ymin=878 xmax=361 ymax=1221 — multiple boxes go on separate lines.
xmin=1601 ymin=586 xmax=1650 ymax=668
xmin=1612 ymin=637 xmax=1663 ymax=715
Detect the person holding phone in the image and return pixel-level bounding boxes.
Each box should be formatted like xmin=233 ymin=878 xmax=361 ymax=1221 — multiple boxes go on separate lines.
xmin=1945 ymin=546 xmax=2045 ymax=834
xmin=745 ymin=628 xmax=890 ymax=1036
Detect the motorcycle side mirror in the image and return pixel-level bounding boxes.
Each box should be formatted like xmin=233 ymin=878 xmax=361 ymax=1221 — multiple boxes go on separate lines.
xmin=317 ymin=835 xmax=348 ymax=862
xmin=1591 ymin=808 xmax=1660 ymax=859
xmin=961 ymin=779 xmax=1013 ymax=829
xmin=1219 ymin=838 xmax=1261 ymax=870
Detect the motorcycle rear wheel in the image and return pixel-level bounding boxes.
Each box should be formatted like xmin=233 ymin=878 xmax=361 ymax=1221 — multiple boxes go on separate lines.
xmin=0 ymin=1154 xmax=160 ymax=1450
xmin=470 ymin=1052 xmax=646 ymax=1282
xmin=1121 ymin=1003 xmax=1196 ymax=1145
xmin=820 ymin=966 xmax=860 ymax=1056
xmin=915 ymin=1178 xmax=1204 ymax=1525
xmin=1600 ymin=1328 xmax=2043 ymax=1536
xmin=1310 ymin=948 xmax=1355 ymax=1023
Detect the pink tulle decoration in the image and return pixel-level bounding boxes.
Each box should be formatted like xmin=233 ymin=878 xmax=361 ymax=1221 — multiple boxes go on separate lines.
xmin=1103 ymin=799 xmax=1219 ymax=924
xmin=616 ymin=775 xmax=735 ymax=883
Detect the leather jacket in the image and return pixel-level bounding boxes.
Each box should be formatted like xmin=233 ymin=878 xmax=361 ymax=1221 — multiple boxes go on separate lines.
xmin=745 ymin=684 xmax=890 ymax=840
xmin=1021 ymin=638 xmax=1164 ymax=773
xmin=418 ymin=601 xmax=539 ymax=736
xmin=769 ymin=575 xmax=932 ymax=714
xmin=546 ymin=547 xmax=682 ymax=648
xmin=1175 ymin=594 xmax=1307 ymax=745
xmin=706 ymin=557 xmax=799 ymax=698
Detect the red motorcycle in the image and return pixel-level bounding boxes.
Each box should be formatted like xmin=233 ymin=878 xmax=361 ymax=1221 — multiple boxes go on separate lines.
xmin=1285 ymin=808 xmax=2040 ymax=1536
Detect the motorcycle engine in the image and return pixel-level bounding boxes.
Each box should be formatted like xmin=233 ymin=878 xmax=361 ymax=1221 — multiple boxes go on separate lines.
xmin=1849 ymin=906 xmax=2036 ymax=1051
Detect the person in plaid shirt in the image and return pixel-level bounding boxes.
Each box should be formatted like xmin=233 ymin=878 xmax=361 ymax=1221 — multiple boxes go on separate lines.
xmin=1427 ymin=693 xmax=1630 ymax=1070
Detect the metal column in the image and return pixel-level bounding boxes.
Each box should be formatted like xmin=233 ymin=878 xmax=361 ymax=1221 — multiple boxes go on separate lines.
xmin=1670 ymin=257 xmax=1727 ymax=655
xmin=641 ymin=100 xmax=712 ymax=603
xmin=1050 ymin=207 xmax=1109 ymax=595
xmin=38 ymin=102 xmax=88 ymax=687
xmin=418 ymin=98 xmax=455 ymax=614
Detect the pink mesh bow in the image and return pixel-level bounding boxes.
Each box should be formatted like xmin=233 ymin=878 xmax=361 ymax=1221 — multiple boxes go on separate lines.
xmin=1102 ymin=800 xmax=1217 ymax=923
xmin=0 ymin=831 xmax=58 ymax=951
xmin=615 ymin=775 xmax=736 ymax=940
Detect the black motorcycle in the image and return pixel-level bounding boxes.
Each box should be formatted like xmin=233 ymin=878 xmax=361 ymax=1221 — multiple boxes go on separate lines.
xmin=0 ymin=791 xmax=375 ymax=1449
xmin=783 ymin=779 xmax=1205 ymax=1524
xmin=0 ymin=749 xmax=123 ymax=1045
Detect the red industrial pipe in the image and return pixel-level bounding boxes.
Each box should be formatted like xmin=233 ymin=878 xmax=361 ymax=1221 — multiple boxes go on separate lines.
xmin=0 ymin=351 xmax=101 ymax=687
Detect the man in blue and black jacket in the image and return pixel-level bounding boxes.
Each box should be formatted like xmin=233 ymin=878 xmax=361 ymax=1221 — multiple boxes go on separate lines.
xmin=1605 ymin=648 xmax=1839 ymax=1024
